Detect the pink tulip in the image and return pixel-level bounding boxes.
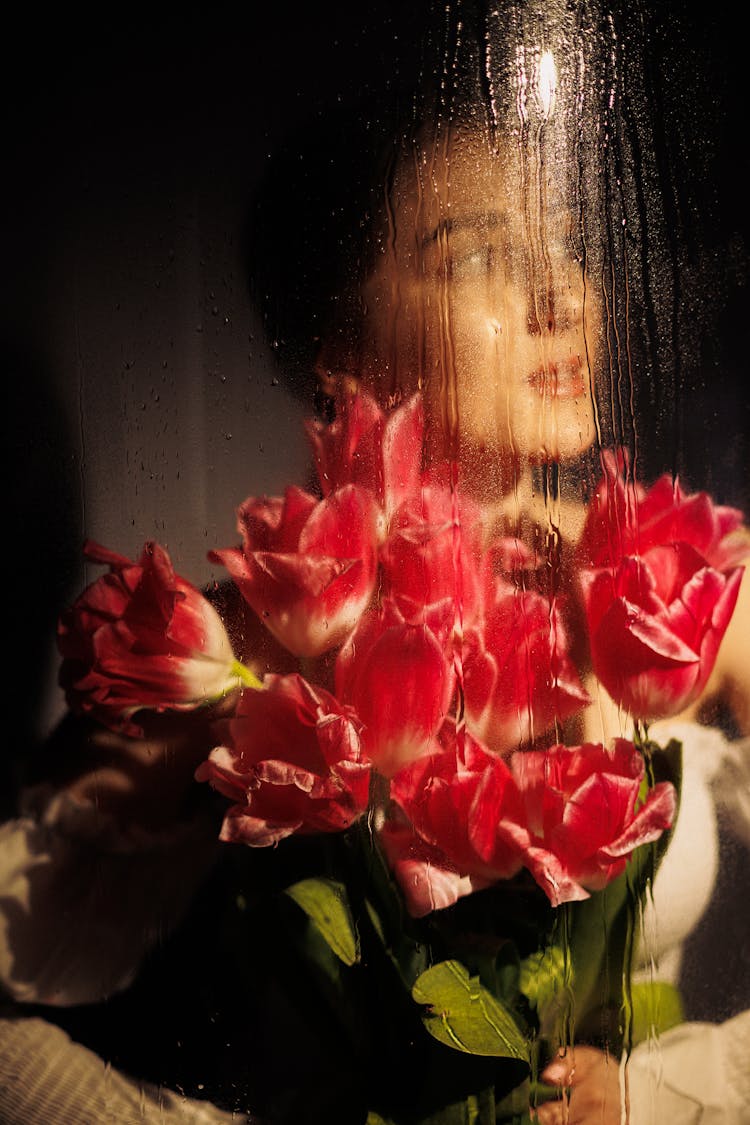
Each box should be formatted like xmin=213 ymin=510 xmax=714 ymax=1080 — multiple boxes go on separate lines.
xmin=306 ymin=388 xmax=424 ymax=519
xmin=58 ymin=540 xmax=246 ymax=736
xmin=577 ymin=456 xmax=747 ymax=718
xmin=377 ymin=819 xmax=483 ymax=917
xmin=379 ymin=480 xmax=483 ymax=627
xmin=462 ymin=580 xmax=590 ymax=756
xmin=578 ymin=451 xmax=749 ymax=573
xmin=210 ymin=483 xmax=380 ymax=658
xmin=381 ymin=725 xmax=529 ymax=915
xmin=195 ymin=673 xmax=370 ymax=846
xmin=335 ymin=601 xmax=454 ymax=777
xmin=498 ymin=740 xmax=677 ymax=907
xmin=579 ymin=551 xmax=743 ymax=719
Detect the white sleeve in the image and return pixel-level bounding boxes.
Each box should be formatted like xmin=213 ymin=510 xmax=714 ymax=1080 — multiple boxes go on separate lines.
xmin=0 ymin=791 xmax=220 ymax=1007
xmin=0 ymin=1010 xmax=250 ymax=1124
xmin=625 ymin=1011 xmax=750 ymax=1124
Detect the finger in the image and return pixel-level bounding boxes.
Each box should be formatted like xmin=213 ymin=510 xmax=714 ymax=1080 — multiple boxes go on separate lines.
xmin=542 ymin=1044 xmax=611 ymax=1086
xmin=532 ymin=1097 xmax=568 ymax=1125
xmin=541 ymin=1052 xmax=576 ymax=1087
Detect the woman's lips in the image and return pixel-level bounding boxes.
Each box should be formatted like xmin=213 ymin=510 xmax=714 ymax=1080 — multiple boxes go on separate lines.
xmin=525 ymin=357 xmax=587 ymax=399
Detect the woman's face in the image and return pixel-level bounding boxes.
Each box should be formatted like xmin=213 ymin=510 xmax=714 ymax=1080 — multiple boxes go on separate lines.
xmin=358 ymin=128 xmax=601 ymax=478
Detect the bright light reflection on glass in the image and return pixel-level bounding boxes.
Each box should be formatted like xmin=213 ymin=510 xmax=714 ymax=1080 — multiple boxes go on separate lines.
xmin=537 ymin=50 xmax=557 ymax=119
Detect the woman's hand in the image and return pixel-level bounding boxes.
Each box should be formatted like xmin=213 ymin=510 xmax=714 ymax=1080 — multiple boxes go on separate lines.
xmin=31 ymin=696 xmax=239 ymax=833
xmin=533 ymin=1046 xmax=621 ymax=1125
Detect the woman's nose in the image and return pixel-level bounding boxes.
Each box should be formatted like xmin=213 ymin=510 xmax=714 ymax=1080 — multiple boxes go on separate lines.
xmin=525 ymin=265 xmax=579 ymax=335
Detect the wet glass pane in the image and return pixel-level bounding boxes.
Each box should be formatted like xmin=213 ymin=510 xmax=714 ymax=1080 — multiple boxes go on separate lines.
xmin=2 ymin=3 xmax=749 ymax=1123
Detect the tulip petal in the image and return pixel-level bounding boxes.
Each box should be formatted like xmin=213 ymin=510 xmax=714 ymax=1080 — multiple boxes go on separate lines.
xmin=509 ymin=741 xmax=676 ymax=904
xmin=520 ymin=845 xmax=591 ymax=907
xmin=58 ymin=540 xmax=240 ymax=734
xmin=219 ymin=807 xmax=303 ymax=847
xmin=196 ymin=674 xmax=370 ymax=845
xmin=616 ymin=602 xmax=700 ymax=665
xmin=378 ymin=821 xmax=489 ymax=918
xmin=381 ymin=393 xmax=425 ymax=515
xmin=596 ymin=781 xmax=678 ymax=860
xmin=211 ymin=485 xmax=379 ymax=658
xmin=340 ymin=612 xmax=454 ymax=776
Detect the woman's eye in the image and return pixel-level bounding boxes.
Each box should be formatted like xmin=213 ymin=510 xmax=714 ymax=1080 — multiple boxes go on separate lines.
xmin=445 ymin=245 xmax=494 ymax=280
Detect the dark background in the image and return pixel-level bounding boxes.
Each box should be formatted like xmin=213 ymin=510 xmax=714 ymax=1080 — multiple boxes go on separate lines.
xmin=2 ymin=4 xmax=428 ymax=800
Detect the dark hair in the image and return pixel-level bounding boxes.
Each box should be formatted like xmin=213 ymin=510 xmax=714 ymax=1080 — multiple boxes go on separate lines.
xmin=245 ymin=96 xmax=397 ymax=402
xmin=243 ymin=1 xmax=441 ymax=402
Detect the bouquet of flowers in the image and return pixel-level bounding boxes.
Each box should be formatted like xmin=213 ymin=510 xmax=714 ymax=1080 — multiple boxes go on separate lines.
xmin=56 ymin=389 xmax=748 ymax=1124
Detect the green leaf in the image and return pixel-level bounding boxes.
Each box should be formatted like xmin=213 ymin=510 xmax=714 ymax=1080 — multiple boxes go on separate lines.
xmin=519 ymin=945 xmax=567 ymax=1016
xmin=412 ymin=960 xmax=529 ymax=1062
xmin=285 ymin=877 xmax=360 ymax=966
xmin=630 ymin=980 xmax=684 ymax=1044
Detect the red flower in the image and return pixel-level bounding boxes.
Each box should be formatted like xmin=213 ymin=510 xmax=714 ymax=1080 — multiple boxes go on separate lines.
xmin=335 ymin=601 xmax=454 ymax=777
xmin=377 ymin=820 xmax=482 ymax=917
xmin=58 ymin=540 xmax=243 ymax=736
xmin=578 ymin=451 xmax=749 ymax=572
xmin=577 ymin=455 xmax=747 ymax=719
xmin=379 ymin=480 xmax=483 ymax=626
xmin=580 ymin=554 xmax=743 ymax=719
xmin=462 ymin=581 xmax=590 ymax=756
xmin=381 ymin=725 xmax=528 ymax=916
xmin=210 ymin=483 xmax=380 ymax=658
xmin=496 ymin=740 xmax=677 ymax=906
xmin=195 ymin=673 xmax=370 ymax=846
xmin=306 ymin=388 xmax=424 ymax=519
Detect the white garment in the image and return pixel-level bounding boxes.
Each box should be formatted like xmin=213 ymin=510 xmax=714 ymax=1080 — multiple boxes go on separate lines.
xmin=624 ymin=721 xmax=750 ymax=1124
xmin=0 ymin=782 xmax=242 ymax=1122
xmin=0 ymin=784 xmax=221 ymax=1006
xmin=0 ymin=1010 xmax=246 ymax=1124
xmin=625 ymin=1012 xmax=750 ymax=1125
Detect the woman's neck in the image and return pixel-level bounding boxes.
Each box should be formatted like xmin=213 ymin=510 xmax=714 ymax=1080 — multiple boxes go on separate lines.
xmin=458 ymin=452 xmax=590 ymax=550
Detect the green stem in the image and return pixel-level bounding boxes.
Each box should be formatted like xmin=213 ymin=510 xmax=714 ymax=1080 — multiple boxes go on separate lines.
xmin=231 ymin=658 xmax=264 ymax=690
xmin=632 ymin=720 xmax=657 ymax=795
xmin=529 ymin=1081 xmax=569 ymax=1104
xmin=633 ymin=718 xmax=650 ymax=751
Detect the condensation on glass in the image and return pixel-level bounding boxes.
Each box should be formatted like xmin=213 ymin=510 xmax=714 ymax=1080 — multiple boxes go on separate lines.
xmin=250 ymin=0 xmax=749 ymax=1107
xmin=6 ymin=2 xmax=744 ymax=1122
